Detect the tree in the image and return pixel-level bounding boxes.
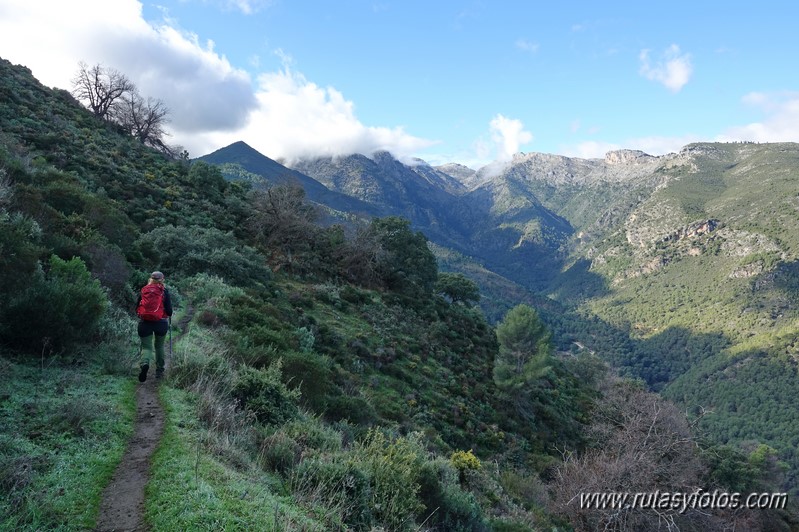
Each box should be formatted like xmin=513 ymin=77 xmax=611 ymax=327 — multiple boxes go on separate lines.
xmin=71 ymin=62 xmax=135 ymax=120
xmin=494 ymin=304 xmax=550 ymax=380
xmin=369 ymin=217 xmax=438 ymax=297
xmin=187 ymin=162 xmax=228 ymax=201
xmin=338 ymin=222 xmax=386 ymax=288
xmin=493 ymin=304 xmax=591 ymax=444
xmin=112 ymin=91 xmax=171 ymax=153
xmin=247 ymin=185 xmax=321 ymax=273
xmin=435 ymin=272 xmax=480 ymax=305
xmin=547 ymin=375 xmax=784 ymax=532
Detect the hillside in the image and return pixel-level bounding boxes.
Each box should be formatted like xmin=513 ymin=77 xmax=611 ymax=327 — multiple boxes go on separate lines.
xmin=1 ymin=56 xmax=797 ymax=531
xmin=271 ymin=140 xmax=799 ymax=497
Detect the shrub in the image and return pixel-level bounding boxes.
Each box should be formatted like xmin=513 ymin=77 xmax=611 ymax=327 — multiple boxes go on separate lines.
xmin=290 ymin=458 xmax=372 ymax=529
xmin=136 ymin=225 xmax=270 ymax=287
xmin=340 ymin=284 xmax=370 ymax=305
xmin=451 ymin=449 xmax=482 ymax=474
xmin=282 ymin=417 xmax=342 ymax=454
xmin=417 ymin=458 xmax=485 ymax=531
xmin=191 ymin=373 xmax=258 ymax=463
xmin=499 ymin=469 xmax=548 ymax=511
xmin=324 ymin=394 xmax=378 ymax=425
xmin=279 ymin=350 xmax=334 ymax=413
xmin=355 ymin=429 xmax=426 ymax=530
xmin=182 ymin=273 xmax=246 ymax=306
xmin=49 ymin=395 xmax=101 ymax=436
xmin=168 ymin=326 xmax=233 ymax=390
xmin=295 ymin=326 xmax=315 ymax=353
xmin=259 ymin=431 xmax=302 ymax=475
xmin=1 ymin=255 xmax=108 ymax=353
xmin=94 ymin=305 xmax=139 ymax=375
xmin=0 ymin=211 xmax=42 ymax=288
xmin=231 ymin=361 xmax=300 ymax=425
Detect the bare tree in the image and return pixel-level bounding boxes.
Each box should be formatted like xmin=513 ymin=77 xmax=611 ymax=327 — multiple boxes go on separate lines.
xmin=547 ymin=375 xmax=780 ymax=531
xmin=549 ymin=376 xmax=706 ymax=531
xmin=247 ymin=184 xmax=321 ymax=271
xmin=338 ymin=222 xmax=386 ymax=287
xmin=112 ymin=91 xmax=171 ymax=152
xmin=71 ymin=62 xmax=135 ymax=120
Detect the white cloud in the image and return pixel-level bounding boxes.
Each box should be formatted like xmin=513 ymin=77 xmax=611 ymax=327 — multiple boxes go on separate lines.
xmin=515 ymin=39 xmax=540 ymax=54
xmin=489 ymin=114 xmax=534 ymax=161
xmin=0 ymin=0 xmax=432 ymax=161
xmin=195 ymin=67 xmax=436 ymax=163
xmin=717 ymin=91 xmax=799 ymax=143
xmin=0 ymin=0 xmax=257 ymax=136
xmin=224 ymin=0 xmax=273 ymax=15
xmin=639 ymin=44 xmax=692 ymax=93
xmin=562 ymin=140 xmax=620 ymax=159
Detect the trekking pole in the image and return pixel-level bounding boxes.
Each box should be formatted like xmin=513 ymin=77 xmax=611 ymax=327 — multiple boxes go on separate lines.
xmin=169 ymin=316 xmax=173 ymax=356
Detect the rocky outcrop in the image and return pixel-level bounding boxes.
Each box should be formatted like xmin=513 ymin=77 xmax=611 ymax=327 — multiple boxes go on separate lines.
xmin=604 ymin=149 xmax=655 ymax=165
xmin=657 ymin=219 xmax=720 ymax=244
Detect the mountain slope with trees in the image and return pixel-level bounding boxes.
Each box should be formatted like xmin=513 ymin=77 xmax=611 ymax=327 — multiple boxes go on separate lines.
xmin=1 ymin=56 xmax=796 ymax=531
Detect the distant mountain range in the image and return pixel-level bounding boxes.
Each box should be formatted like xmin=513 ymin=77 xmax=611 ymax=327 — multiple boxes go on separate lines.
xmin=200 ymin=140 xmax=687 ymax=292
xmin=200 ymin=140 xmax=799 ymax=491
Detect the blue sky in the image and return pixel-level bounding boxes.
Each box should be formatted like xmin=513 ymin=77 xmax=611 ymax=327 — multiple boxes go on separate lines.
xmin=1 ymin=0 xmax=798 ymax=168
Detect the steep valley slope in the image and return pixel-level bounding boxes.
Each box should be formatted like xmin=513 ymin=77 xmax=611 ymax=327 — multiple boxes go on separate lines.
xmin=203 ymin=128 xmax=799 ymax=492
xmin=289 ymin=142 xmax=799 ymax=491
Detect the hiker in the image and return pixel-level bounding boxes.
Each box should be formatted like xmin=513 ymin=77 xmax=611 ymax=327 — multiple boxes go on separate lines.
xmin=136 ymin=271 xmax=172 ymax=382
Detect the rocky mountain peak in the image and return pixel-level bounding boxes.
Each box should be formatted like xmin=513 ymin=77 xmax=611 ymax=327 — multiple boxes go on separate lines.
xmin=604 ymin=149 xmax=654 ymax=165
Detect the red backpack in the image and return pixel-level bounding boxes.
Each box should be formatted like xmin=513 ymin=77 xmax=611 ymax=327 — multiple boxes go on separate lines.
xmin=137 ymin=284 xmax=165 ymax=321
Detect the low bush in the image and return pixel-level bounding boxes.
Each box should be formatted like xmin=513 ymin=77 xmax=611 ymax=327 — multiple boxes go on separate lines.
xmin=290 ymin=457 xmax=372 ymax=529
xmin=0 ymin=255 xmax=108 ymax=354
xmin=355 ymin=429 xmax=426 ymax=530
xmin=259 ymin=431 xmax=301 ymax=475
xmin=168 ymin=327 xmax=233 ymax=390
xmin=231 ymin=361 xmax=300 ymax=425
xmin=417 ymin=458 xmax=486 ymax=531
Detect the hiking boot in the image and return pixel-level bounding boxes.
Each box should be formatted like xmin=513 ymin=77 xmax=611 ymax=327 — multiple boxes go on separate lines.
xmin=138 ymin=363 xmax=149 ymax=383
xmin=155 ymin=368 xmax=164 ymax=379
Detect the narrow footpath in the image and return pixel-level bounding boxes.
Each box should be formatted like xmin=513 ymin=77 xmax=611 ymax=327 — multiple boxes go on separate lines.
xmin=94 ymin=307 xmax=193 ymax=532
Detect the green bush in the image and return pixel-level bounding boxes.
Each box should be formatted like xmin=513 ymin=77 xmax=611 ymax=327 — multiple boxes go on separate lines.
xmin=231 ymin=361 xmax=300 ymax=425
xmin=1 ymin=255 xmax=108 ymax=353
xmin=136 ymin=224 xmax=270 ymax=287
xmin=418 ymin=458 xmax=485 ymax=531
xmin=0 ymin=211 xmax=42 ymax=288
xmin=181 ymin=273 xmax=246 ymax=306
xmin=259 ymin=431 xmax=301 ymax=475
xmin=282 ymin=417 xmax=342 ymax=454
xmin=168 ymin=327 xmax=233 ymax=390
xmin=290 ymin=458 xmax=372 ymax=529
xmin=279 ymin=350 xmax=335 ymax=413
xmin=324 ymin=394 xmax=378 ymax=424
xmin=355 ymin=429 xmax=425 ymax=530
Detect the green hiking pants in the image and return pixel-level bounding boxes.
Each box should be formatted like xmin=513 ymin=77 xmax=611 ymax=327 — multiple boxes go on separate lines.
xmin=139 ymin=334 xmax=166 ymax=371
xmin=138 ymin=320 xmax=169 ymax=371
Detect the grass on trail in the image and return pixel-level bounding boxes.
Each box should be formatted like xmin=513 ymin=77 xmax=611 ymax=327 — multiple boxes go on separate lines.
xmin=0 ymin=355 xmax=136 ymax=531
xmin=147 ymin=385 xmax=325 ymax=531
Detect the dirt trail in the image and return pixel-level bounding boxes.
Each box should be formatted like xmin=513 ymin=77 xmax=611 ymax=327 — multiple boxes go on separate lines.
xmin=95 ymin=308 xmax=193 ymax=532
